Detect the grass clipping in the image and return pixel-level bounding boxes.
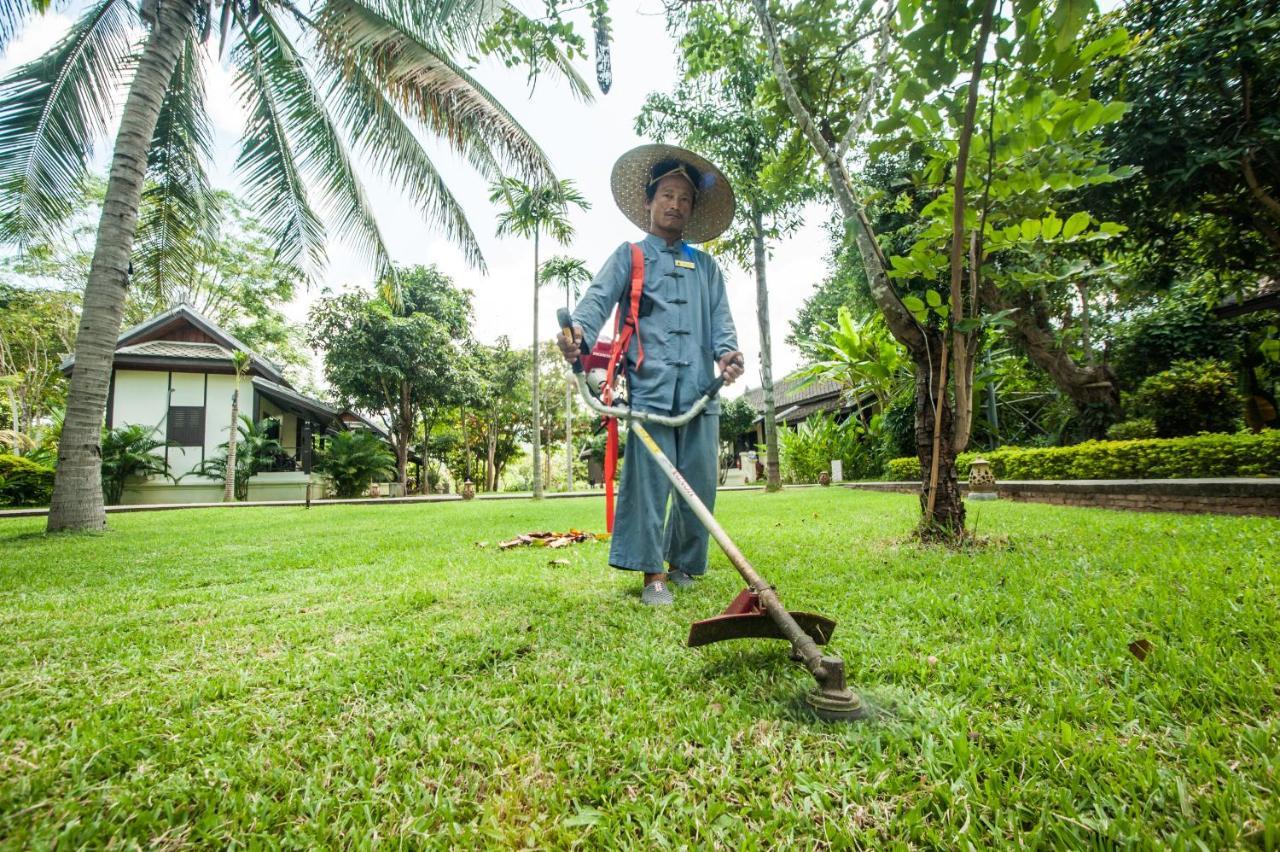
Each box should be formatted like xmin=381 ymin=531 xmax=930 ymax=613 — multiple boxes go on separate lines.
xmin=497 ymin=530 xmax=607 ymax=550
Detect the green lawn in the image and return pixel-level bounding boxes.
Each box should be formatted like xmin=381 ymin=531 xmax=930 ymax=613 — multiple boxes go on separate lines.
xmin=1 ymin=490 xmax=1277 ymax=847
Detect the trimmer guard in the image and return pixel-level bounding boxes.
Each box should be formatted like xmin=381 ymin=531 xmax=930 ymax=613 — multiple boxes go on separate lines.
xmin=687 ymin=588 xmax=836 ymax=648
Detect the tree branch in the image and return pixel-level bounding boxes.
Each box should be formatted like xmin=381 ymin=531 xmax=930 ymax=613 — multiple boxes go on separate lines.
xmin=835 ymin=10 xmax=892 ymax=162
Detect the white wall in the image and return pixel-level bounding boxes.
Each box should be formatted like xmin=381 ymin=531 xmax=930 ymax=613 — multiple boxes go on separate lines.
xmin=204 ymin=373 xmax=238 ymax=474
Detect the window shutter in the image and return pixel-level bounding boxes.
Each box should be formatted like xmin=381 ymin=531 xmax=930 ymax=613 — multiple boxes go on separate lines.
xmin=167 ymin=406 xmax=205 ymax=446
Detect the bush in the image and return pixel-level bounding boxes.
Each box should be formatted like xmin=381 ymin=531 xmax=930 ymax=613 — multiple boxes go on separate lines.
xmin=315 ymin=430 xmax=396 ymax=498
xmin=778 ymin=412 xmax=880 ymax=483
xmin=1106 ymin=418 xmax=1158 ymax=441
xmin=885 ymin=430 xmax=1280 ymax=481
xmin=1132 ymin=359 xmax=1240 ymax=437
xmin=0 ymin=454 xmax=55 ymax=505
xmin=100 ymin=425 xmax=174 ymax=505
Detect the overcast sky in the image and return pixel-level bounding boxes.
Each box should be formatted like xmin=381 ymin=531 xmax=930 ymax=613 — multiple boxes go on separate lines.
xmin=1 ymin=3 xmax=838 ymax=396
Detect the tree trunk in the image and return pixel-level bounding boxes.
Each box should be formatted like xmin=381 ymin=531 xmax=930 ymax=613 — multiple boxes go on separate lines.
xmin=224 ymin=385 xmax=239 ymax=502
xmin=486 ymin=425 xmax=498 ymax=491
xmin=47 ymin=0 xmax=197 ymax=532
xmin=751 ymin=215 xmax=782 ymax=492
xmin=530 ymin=228 xmax=543 ymax=499
xmin=564 ymin=288 xmax=574 ymax=492
xmin=914 ymin=333 xmax=965 ymax=536
xmin=983 ymin=281 xmax=1121 ymax=430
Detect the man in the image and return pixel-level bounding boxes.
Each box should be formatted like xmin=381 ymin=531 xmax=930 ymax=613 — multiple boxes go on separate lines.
xmin=558 ymin=144 xmax=745 ymax=605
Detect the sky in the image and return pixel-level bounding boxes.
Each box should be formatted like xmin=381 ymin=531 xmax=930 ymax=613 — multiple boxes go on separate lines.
xmin=0 ymin=2 xmax=836 ymax=398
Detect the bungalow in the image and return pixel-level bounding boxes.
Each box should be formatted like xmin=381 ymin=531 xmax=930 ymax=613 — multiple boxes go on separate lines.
xmin=736 ymin=373 xmax=872 ymax=452
xmin=61 ymin=304 xmax=344 ymax=504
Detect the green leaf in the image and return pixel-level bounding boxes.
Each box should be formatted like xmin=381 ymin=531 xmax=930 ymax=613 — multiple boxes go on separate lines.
xmin=1062 ymin=211 xmax=1090 ymax=239
xmin=1021 ymin=218 xmax=1042 ymax=240
xmin=903 ymin=295 xmax=926 ymax=313
xmin=1041 ymin=215 xmax=1063 ymax=240
xmin=925 ymin=289 xmax=942 ymax=308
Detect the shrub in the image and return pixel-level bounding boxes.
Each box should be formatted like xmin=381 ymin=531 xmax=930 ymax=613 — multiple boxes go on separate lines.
xmin=778 ymin=412 xmax=879 ymax=483
xmin=885 ymin=430 xmax=1280 ymax=481
xmin=0 ymin=454 xmax=55 ymax=505
xmin=1106 ymin=418 xmax=1158 ymax=441
xmin=100 ymin=425 xmax=174 ymax=505
xmin=315 ymin=430 xmax=395 ymax=498
xmin=1132 ymin=359 xmax=1240 ymax=437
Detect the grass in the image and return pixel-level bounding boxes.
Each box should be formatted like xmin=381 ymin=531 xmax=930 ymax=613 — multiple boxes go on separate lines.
xmin=1 ymin=489 xmax=1277 ymax=848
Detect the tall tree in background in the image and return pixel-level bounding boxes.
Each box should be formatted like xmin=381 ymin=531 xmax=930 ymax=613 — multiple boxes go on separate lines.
xmin=640 ymin=7 xmax=816 ymax=492
xmin=0 ymin=285 xmax=78 ymax=451
xmin=0 ymin=0 xmax=586 ymax=533
xmin=540 ymin=254 xmax=591 ymax=491
xmin=308 ymin=266 xmax=473 ymax=489
xmin=489 ymin=178 xmax=589 ymax=498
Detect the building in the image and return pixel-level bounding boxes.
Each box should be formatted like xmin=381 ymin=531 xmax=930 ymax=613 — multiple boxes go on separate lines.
xmin=61 ymin=304 xmax=344 ymax=504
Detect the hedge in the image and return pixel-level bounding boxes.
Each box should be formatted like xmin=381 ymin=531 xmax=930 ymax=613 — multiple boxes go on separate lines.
xmin=0 ymin=454 xmax=56 ymax=505
xmin=885 ymin=430 xmax=1280 ymax=482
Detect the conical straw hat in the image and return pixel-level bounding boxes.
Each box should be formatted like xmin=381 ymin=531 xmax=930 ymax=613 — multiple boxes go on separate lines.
xmin=610 ymin=144 xmax=736 ymax=244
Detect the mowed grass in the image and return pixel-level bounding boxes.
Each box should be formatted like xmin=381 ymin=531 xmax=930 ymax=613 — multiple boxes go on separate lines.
xmin=0 ymin=490 xmax=1277 ymax=848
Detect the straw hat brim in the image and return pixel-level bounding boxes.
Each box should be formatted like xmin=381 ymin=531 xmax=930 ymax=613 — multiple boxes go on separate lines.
xmin=610 ymin=144 xmax=736 ymax=244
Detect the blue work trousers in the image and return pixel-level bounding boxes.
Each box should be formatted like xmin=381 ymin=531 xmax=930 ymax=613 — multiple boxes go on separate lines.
xmin=608 ymin=412 xmax=720 ymax=576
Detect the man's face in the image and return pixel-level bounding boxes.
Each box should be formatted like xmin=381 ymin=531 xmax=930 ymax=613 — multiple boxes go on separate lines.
xmin=645 ymin=174 xmax=695 ymax=240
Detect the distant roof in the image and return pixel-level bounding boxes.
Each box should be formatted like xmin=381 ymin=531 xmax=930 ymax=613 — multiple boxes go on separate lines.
xmin=1215 ymin=276 xmax=1280 ymax=319
xmin=740 ymin=374 xmax=845 ymax=413
xmin=61 ymin=303 xmax=287 ymax=384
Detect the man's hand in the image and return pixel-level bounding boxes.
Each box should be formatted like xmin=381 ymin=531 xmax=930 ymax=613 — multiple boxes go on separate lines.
xmin=558 ymin=324 xmax=585 ymax=364
xmin=718 ymin=350 xmax=746 ymax=385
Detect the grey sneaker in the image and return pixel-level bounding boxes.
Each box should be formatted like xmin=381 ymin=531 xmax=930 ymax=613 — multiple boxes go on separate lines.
xmin=667 ymin=569 xmax=695 ymax=588
xmin=641 ymin=580 xmax=675 ymax=606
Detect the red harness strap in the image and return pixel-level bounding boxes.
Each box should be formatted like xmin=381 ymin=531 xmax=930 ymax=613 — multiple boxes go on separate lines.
xmin=602 ymin=244 xmax=645 ymax=531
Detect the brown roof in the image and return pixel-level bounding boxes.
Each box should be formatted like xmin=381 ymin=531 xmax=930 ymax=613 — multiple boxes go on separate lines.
xmin=115 ymin=340 xmax=232 ymax=360
xmin=741 ymin=374 xmax=844 ymax=413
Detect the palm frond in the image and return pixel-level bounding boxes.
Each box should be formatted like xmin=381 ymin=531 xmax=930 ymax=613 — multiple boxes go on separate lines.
xmin=315 ymin=0 xmax=553 ymax=185
xmin=313 ymin=44 xmax=487 ymax=271
xmin=247 ymin=5 xmax=395 ymax=285
xmin=133 ymin=31 xmax=216 ymax=301
xmin=231 ymin=5 xmax=327 ymax=274
xmin=0 ymin=0 xmax=137 ymax=245
xmin=1 ymin=0 xmax=33 ymax=53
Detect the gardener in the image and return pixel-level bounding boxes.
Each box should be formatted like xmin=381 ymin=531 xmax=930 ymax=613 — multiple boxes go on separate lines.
xmin=557 ymin=144 xmax=745 ymax=605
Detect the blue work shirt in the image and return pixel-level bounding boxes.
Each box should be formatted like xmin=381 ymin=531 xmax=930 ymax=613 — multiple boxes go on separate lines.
xmin=573 ymin=234 xmax=738 ymax=415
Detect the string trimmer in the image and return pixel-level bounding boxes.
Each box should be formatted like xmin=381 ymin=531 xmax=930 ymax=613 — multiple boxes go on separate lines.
xmin=558 ymin=309 xmax=863 ymax=722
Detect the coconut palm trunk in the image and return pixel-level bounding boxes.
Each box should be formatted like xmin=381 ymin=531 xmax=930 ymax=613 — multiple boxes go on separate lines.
xmin=224 ymin=392 xmax=239 ymax=501
xmin=530 ymin=227 xmax=542 ymax=499
xmin=751 ymin=208 xmax=781 ymax=492
xmin=47 ymin=0 xmax=198 ymax=532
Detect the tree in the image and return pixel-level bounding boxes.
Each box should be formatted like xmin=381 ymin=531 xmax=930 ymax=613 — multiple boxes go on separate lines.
xmin=640 ymin=6 xmax=817 ymax=492
xmin=223 ymin=350 xmax=249 ymax=501
xmin=745 ymin=0 xmax=1131 ymax=538
xmin=540 ymin=254 xmax=591 ymax=491
xmin=1089 ymin=0 xmax=1279 ymax=294
xmin=308 ymin=266 xmax=472 ymax=490
xmin=0 ymin=0 xmax=584 ymax=533
xmin=470 ymin=337 xmax=532 ymax=491
xmin=0 ymin=284 xmax=78 ymax=450
xmin=488 ymin=177 xmax=589 ymax=499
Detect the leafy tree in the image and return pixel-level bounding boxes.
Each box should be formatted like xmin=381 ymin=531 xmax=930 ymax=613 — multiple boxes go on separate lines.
xmin=1089 ymin=0 xmax=1280 ymax=294
xmin=309 ymin=265 xmax=472 ymax=490
xmin=471 ymin=337 xmax=532 ymax=491
xmin=718 ymin=395 xmax=756 ymax=479
xmin=640 ymin=6 xmax=818 ymax=492
xmin=99 ymin=423 xmax=174 ymax=505
xmin=540 ymin=254 xmax=591 ymax=491
xmin=0 ymin=284 xmax=78 ymax=449
xmin=315 ymin=428 xmax=395 ymax=499
xmin=489 ymin=177 xmax=589 ymax=499
xmin=746 ymin=0 xmax=1130 ymax=538
xmin=0 ymin=0 xmax=582 ymax=533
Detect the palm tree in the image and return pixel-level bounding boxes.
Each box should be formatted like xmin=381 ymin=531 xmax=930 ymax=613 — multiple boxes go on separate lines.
xmin=223 ymin=350 xmax=250 ymax=502
xmin=539 ymin=254 xmax=590 ymax=491
xmin=488 ymin=178 xmax=589 ymax=499
xmin=0 ymin=0 xmax=588 ymax=532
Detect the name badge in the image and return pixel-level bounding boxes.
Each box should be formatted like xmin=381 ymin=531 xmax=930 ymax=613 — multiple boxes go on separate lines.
xmin=675 ymin=259 xmax=696 ymax=269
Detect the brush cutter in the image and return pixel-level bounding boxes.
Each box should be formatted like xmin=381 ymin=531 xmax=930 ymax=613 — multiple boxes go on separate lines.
xmin=558 ymin=309 xmax=863 ymax=722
